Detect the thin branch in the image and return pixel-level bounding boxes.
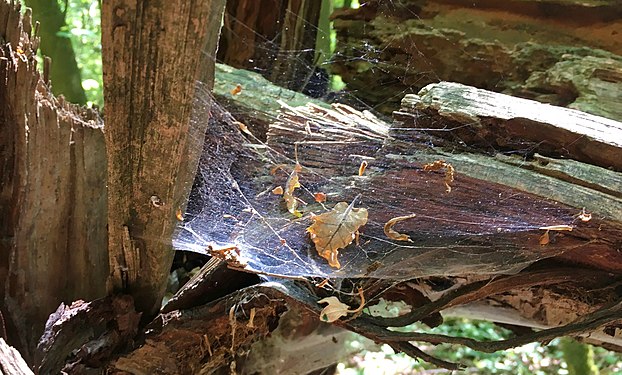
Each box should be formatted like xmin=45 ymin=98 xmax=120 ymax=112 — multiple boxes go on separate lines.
xmin=389 ymin=342 xmax=462 ymax=371
xmin=349 ymin=300 xmax=622 ymax=353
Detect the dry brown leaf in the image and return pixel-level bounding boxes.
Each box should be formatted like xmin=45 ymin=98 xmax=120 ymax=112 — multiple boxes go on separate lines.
xmin=384 ymin=214 xmax=417 ymax=242
xmin=318 ymin=288 xmax=365 ymax=322
xmin=314 ymin=192 xmax=327 ymax=203
xmin=272 ymin=186 xmax=284 ymax=195
xmin=318 ymin=297 xmax=351 ymax=322
xmin=231 ymin=84 xmax=242 ymax=95
xmin=284 ymin=164 xmax=303 ymax=217
xmin=423 ymin=160 xmax=455 ymax=193
xmin=358 ymin=160 xmax=368 ymax=176
xmin=307 ymin=201 xmax=368 ymax=268
xmin=234 ymin=121 xmax=253 ymax=136
xmin=539 ymin=231 xmax=550 ymax=246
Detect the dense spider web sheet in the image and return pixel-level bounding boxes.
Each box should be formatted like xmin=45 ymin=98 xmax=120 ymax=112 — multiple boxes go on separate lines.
xmin=170 ymin=1 xmax=583 ymax=280
xmin=171 ymin=90 xmax=574 ymax=280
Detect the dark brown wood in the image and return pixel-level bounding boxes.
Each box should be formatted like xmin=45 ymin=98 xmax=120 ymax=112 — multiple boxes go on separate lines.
xmin=101 ymin=0 xmax=226 ymax=316
xmin=34 ymin=296 xmax=139 ymax=375
xmin=218 ymin=0 xmax=322 ymax=92
xmin=0 ymin=0 xmax=108 ymax=359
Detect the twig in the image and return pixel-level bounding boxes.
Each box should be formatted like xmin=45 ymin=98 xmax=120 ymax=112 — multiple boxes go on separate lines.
xmin=389 ymin=342 xmax=462 ymax=371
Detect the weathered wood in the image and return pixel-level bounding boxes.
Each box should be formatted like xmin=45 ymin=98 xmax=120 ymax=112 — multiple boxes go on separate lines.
xmin=111 ymin=283 xmax=296 ymax=374
xmin=101 ymin=0 xmax=225 ymax=316
xmin=212 ymin=63 xmax=330 ymax=138
xmin=0 ymin=0 xmax=108 ymax=359
xmin=34 ymin=296 xmax=139 ymax=375
xmin=396 ymin=82 xmax=622 ymax=171
xmin=0 ymin=338 xmax=33 ymax=375
xmin=331 ymin=0 xmax=622 ymax=118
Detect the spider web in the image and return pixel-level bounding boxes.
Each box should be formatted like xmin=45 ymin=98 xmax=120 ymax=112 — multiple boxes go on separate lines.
xmin=172 ymin=0 xmax=581 ymax=281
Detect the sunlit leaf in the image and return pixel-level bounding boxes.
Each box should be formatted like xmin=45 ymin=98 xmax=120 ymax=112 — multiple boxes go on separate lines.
xmin=423 ymin=160 xmax=455 ymax=193
xmin=318 ymin=296 xmax=351 ymax=322
xmin=318 ymin=288 xmax=365 ymax=322
xmin=307 ymin=201 xmax=368 ymax=268
xmin=284 ymin=164 xmax=303 ymax=217
xmin=384 ymin=214 xmax=417 ymax=242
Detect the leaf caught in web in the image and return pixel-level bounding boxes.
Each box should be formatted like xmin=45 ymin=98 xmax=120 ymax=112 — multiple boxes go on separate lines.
xmin=284 ymin=164 xmax=303 ymax=217
xmin=307 ymin=201 xmax=368 ymax=268
xmin=384 ymin=214 xmax=417 ymax=242
xmin=318 ymin=297 xmax=351 ymax=322
xmin=318 ymin=288 xmax=365 ymax=322
xmin=423 ymin=160 xmax=455 ymax=193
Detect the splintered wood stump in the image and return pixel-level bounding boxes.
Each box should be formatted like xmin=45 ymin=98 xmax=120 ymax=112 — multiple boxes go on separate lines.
xmin=0 ymin=1 xmax=108 ymax=359
xmin=330 ymin=0 xmax=622 ymax=118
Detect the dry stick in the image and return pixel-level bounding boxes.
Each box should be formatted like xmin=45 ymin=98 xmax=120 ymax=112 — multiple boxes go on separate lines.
xmin=363 ymin=268 xmax=602 ymax=327
xmin=348 ymin=299 xmax=622 ymax=354
xmin=389 ymin=342 xmax=462 ymax=371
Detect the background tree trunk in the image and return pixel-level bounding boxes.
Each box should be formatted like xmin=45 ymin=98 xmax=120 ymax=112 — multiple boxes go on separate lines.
xmin=24 ymin=0 xmax=87 ymax=104
xmin=218 ymin=0 xmax=323 ymax=93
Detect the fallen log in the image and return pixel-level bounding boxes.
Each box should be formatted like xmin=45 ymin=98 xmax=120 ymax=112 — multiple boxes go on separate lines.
xmin=330 ymin=0 xmax=622 ymax=118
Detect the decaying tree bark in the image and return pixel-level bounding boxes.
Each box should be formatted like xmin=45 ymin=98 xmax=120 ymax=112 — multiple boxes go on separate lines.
xmin=331 ymin=0 xmax=622 ymax=118
xmin=0 ymin=1 xmax=108 ymax=360
xmin=101 ymin=0 xmax=226 ymax=316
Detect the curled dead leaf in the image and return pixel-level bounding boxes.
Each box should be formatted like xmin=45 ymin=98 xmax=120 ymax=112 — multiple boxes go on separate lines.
xmin=318 ymin=297 xmax=350 ymax=322
xmin=423 ymin=160 xmax=455 ymax=193
xmin=384 ymin=214 xmax=417 ymax=242
xmin=577 ymin=208 xmax=592 ymax=222
xmin=318 ymin=288 xmax=365 ymax=323
xmin=284 ymin=164 xmax=303 ymax=217
xmin=235 ymin=121 xmax=253 ymax=136
xmin=358 ymin=160 xmax=368 ymax=176
xmin=539 ymin=225 xmax=573 ymax=231
xmin=231 ymin=84 xmax=242 ymax=95
xmin=314 ymin=192 xmax=327 ymax=203
xmin=307 ymin=201 xmax=368 ymax=268
xmin=539 ymin=225 xmax=572 ymax=246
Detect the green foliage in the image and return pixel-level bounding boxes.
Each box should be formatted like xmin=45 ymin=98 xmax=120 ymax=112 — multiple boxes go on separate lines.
xmin=338 ymin=319 xmax=622 ymax=374
xmin=561 ymin=338 xmax=599 ymax=375
xmin=59 ymin=0 xmax=103 ymax=107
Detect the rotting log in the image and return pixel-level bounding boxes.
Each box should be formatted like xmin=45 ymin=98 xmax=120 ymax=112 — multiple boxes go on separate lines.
xmin=0 ymin=1 xmax=108 ymax=360
xmin=395 ymin=82 xmax=622 ymax=172
xmin=151 ymin=69 xmax=622 ymax=370
xmin=330 ymin=0 xmax=622 ymax=118
xmin=101 ymin=0 xmax=226 ymax=316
